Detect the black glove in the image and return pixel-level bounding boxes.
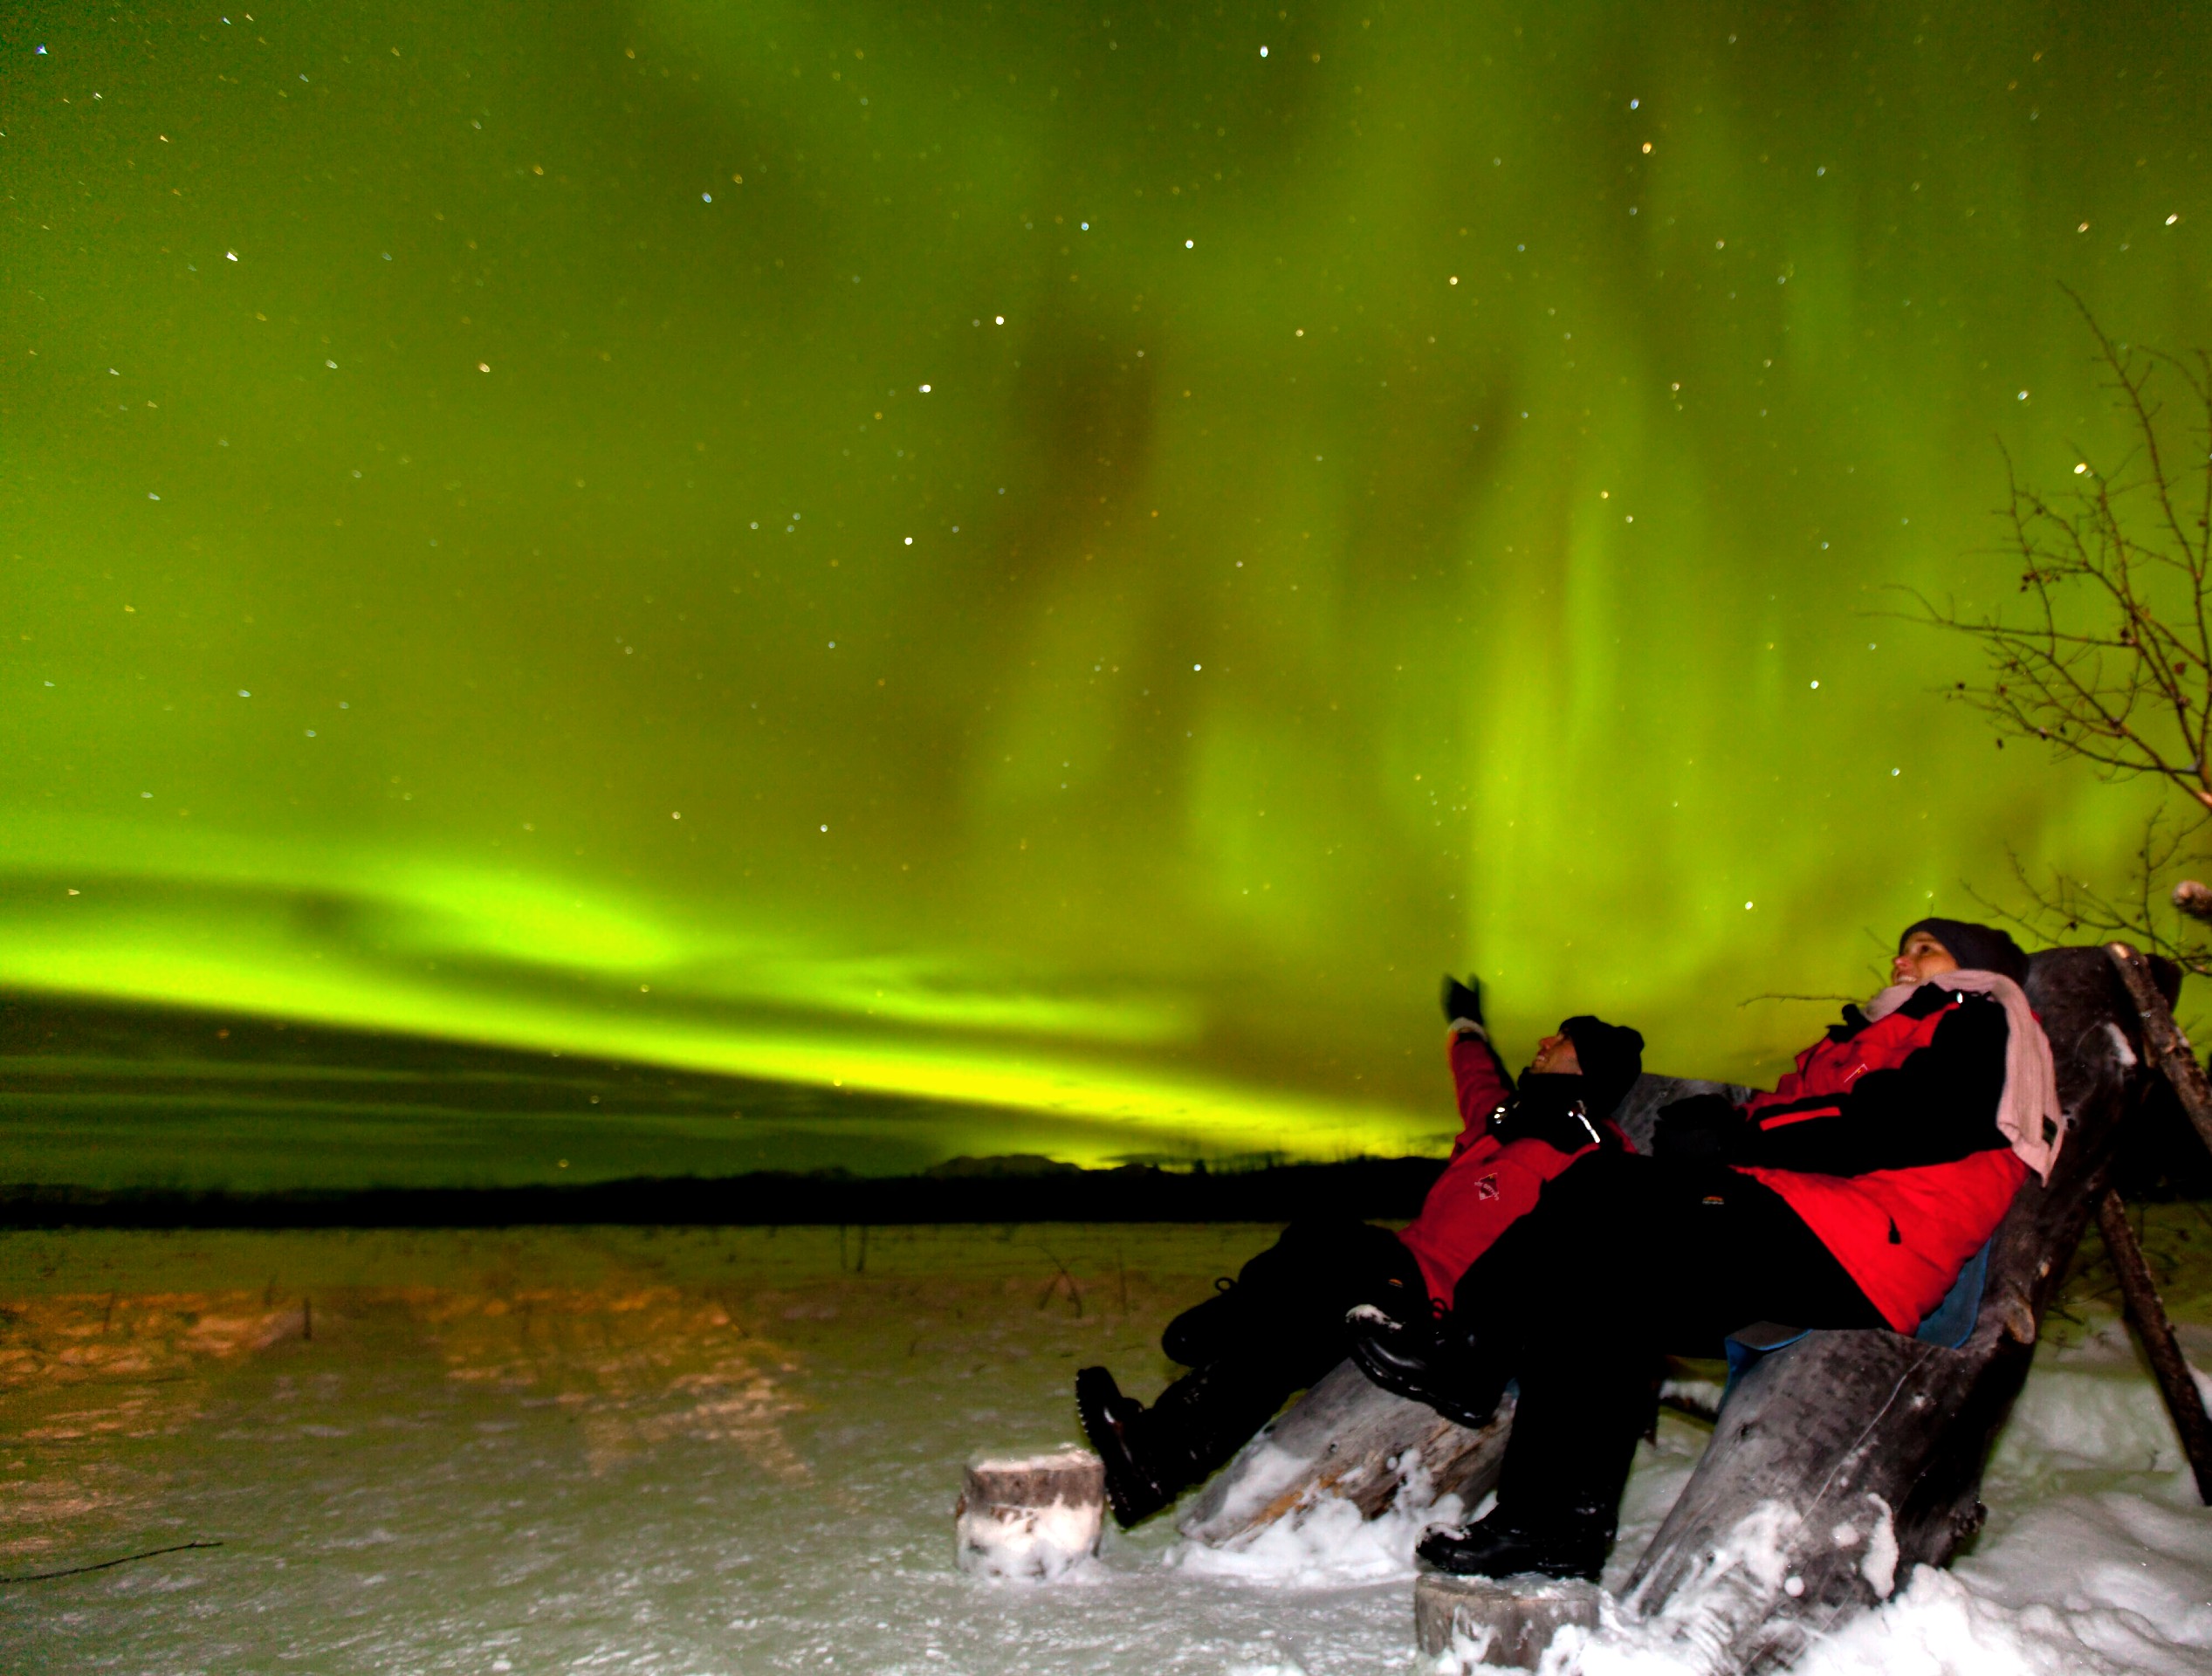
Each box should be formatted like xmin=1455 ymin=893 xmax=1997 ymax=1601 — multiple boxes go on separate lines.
xmin=1440 ymin=972 xmax=1486 ymax=1030
xmin=1652 ymin=1094 xmax=1751 ymax=1161
xmin=1487 ymin=1077 xmax=1604 ymax=1151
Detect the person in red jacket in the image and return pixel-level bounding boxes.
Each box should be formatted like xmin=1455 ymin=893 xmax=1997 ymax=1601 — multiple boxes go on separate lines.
xmin=1399 ymin=980 xmax=1641 ymax=1313
xmin=1369 ymin=917 xmax=2057 ymax=1583
xmin=1073 ymin=984 xmax=1645 ymax=1528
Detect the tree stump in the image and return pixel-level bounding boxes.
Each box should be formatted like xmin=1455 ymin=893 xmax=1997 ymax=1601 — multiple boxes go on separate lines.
xmin=954 ymin=1450 xmax=1105 ymax=1581
xmin=1414 ymin=1572 xmax=1603 ymax=1666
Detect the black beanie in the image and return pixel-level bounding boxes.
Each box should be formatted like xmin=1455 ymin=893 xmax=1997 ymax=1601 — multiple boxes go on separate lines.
xmin=1898 ymin=917 xmax=2030 ymax=986
xmin=1559 ymin=1015 xmax=1645 ymax=1119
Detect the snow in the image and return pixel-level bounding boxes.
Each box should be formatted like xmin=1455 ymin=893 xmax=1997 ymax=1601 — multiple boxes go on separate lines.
xmin=1856 ymin=1494 xmax=1899 ymax=1600
xmin=1198 ymin=1439 xmax=1324 ymax=1536
xmin=958 ymin=1490 xmax=1104 ymax=1580
xmin=3 ymin=1225 xmax=2211 ymax=1674
xmin=1171 ymin=1448 xmax=1469 ymax=1587
xmin=1165 ymin=1309 xmax=2212 ymax=1674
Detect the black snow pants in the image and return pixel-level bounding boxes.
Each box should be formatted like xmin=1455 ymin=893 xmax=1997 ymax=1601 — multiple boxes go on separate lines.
xmin=1452 ymin=1150 xmax=1888 ymax=1525
xmin=1164 ymin=1217 xmax=1428 ymax=1394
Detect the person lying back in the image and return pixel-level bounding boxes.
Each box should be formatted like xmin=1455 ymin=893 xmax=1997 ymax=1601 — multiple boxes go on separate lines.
xmin=1073 ymin=980 xmax=1645 ymax=1528
xmin=1398 ymin=979 xmax=1648 ymax=1312
xmin=1651 ymin=917 xmax=2055 ymax=1333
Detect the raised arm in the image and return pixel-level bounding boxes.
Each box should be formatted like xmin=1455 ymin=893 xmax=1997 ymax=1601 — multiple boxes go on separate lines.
xmin=1448 ymin=1027 xmax=1515 ymax=1157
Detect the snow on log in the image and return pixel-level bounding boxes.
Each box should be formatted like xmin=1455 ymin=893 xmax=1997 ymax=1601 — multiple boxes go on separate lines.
xmin=1178 ymin=1359 xmax=1513 ymax=1547
xmin=1618 ymin=944 xmax=2168 ymax=1672
xmin=954 ymin=1450 xmax=1105 ymax=1581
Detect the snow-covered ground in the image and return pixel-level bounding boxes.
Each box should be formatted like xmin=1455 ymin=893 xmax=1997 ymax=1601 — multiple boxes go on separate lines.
xmin=1783 ymin=1318 xmax=2212 ymax=1676
xmin=2 ymin=1224 xmax=2209 ymax=1674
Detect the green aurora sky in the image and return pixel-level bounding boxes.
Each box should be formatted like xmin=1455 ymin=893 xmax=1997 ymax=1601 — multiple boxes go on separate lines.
xmin=4 ymin=0 xmax=2210 ymax=1177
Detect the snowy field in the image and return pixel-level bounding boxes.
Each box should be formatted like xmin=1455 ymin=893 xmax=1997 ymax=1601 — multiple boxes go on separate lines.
xmin=3 ymin=1222 xmax=2210 ymax=1675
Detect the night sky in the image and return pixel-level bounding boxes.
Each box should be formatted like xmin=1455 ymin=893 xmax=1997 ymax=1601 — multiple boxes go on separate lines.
xmin=4 ymin=1 xmax=2208 ymax=1173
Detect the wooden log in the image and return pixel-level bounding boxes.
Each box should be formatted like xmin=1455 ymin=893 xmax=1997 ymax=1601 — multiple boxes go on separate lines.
xmin=1413 ymin=1572 xmax=1601 ymax=1666
xmin=1618 ymin=944 xmax=2166 ymax=1673
xmin=2097 ymin=1188 xmax=2212 ymax=1503
xmin=1178 ymin=1359 xmax=1515 ymax=1546
xmin=2100 ymin=942 xmax=2212 ymax=1500
xmin=954 ymin=1450 xmax=1105 ymax=1581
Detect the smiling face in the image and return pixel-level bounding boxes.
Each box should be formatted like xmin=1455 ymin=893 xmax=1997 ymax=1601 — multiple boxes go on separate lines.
xmin=1892 ymin=930 xmax=1961 ymax=987
xmin=1528 ymin=1030 xmax=1583 ymax=1077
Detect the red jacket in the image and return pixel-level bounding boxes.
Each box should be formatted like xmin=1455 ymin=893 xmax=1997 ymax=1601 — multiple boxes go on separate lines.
xmin=1397 ymin=1032 xmax=1612 ymax=1308
xmin=1733 ymin=985 xmax=2026 ymax=1332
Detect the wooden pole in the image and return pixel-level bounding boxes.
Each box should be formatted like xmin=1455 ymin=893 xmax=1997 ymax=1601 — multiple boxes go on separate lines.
xmin=2103 ymin=945 xmax=2212 ymax=1505
xmin=2106 ymin=942 xmax=2212 ymax=1156
xmin=2096 ymin=1189 xmax=2212 ymax=1504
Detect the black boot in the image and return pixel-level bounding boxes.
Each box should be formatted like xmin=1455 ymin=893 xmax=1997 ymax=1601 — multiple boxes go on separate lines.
xmin=1075 ymin=1362 xmax=1286 ymax=1528
xmin=1345 ymin=1304 xmax=1508 ymax=1430
xmin=1415 ymin=1501 xmax=1614 ymax=1582
xmin=1075 ymin=1366 xmax=1160 ymax=1525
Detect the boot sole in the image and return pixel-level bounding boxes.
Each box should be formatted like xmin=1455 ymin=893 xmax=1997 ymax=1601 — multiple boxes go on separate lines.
xmin=1346 ymin=1337 xmax=1501 ymax=1432
xmin=1415 ymin=1539 xmax=1604 ymax=1583
xmin=1075 ymin=1368 xmax=1171 ymax=1528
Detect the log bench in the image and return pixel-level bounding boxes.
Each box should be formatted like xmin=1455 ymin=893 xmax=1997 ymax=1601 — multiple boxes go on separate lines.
xmin=1189 ymin=944 xmax=2189 ymax=1673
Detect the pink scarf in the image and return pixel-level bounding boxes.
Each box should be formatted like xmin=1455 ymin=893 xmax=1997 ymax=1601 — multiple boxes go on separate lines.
xmin=1863 ymin=970 xmax=2062 ymax=1183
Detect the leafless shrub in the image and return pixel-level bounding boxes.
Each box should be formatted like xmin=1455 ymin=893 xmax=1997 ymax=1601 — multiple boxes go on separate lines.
xmin=1905 ymin=293 xmax=2212 ymax=974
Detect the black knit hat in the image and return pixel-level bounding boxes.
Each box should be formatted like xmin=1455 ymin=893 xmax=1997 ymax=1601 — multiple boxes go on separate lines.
xmin=1559 ymin=1015 xmax=1645 ymax=1119
xmin=1898 ymin=917 xmax=2030 ymax=986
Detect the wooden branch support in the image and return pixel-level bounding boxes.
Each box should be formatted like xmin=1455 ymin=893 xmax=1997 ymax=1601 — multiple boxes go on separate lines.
xmin=2095 ymin=1189 xmax=2212 ymax=1503
xmin=2106 ymin=941 xmax=2212 ymax=1154
xmin=2102 ymin=942 xmax=2212 ymax=1505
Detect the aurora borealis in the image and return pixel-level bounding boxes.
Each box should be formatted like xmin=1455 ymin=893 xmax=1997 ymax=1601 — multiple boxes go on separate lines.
xmin=4 ymin=1 xmax=2209 ymax=1179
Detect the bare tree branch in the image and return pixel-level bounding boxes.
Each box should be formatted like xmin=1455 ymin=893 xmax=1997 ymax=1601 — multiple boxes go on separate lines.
xmin=1964 ymin=812 xmax=2212 ymax=980
xmin=1903 ymin=301 xmax=2212 ymax=963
